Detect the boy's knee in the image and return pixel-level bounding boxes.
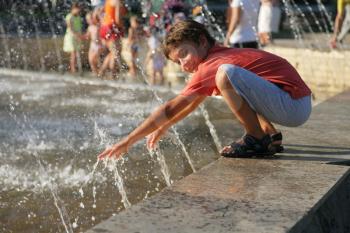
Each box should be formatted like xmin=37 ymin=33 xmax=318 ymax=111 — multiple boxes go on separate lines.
xmin=215 ymin=64 xmax=238 ymax=91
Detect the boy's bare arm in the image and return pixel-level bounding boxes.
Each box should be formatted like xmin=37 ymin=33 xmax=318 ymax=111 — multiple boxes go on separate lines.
xmin=146 ymin=95 xmax=206 ymax=149
xmin=159 ymin=95 xmax=206 ymax=131
xmin=98 ymin=94 xmax=206 ymax=159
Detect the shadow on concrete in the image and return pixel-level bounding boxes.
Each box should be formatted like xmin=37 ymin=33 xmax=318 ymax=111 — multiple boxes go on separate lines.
xmin=230 ymin=143 xmax=350 ymax=163
xmin=282 ymin=144 xmax=350 ymax=157
xmin=284 ymin=144 xmax=350 ymax=151
xmin=277 ymin=155 xmax=350 ymax=163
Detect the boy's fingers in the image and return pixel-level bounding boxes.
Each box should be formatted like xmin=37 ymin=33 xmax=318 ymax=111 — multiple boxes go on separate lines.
xmin=98 ymin=148 xmax=111 ymax=159
xmin=107 ymin=147 xmax=120 ymax=158
xmin=147 ymin=138 xmax=154 ymax=150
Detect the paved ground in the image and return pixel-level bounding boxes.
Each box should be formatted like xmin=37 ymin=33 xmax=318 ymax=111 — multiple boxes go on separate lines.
xmin=86 ymin=90 xmax=350 ymax=233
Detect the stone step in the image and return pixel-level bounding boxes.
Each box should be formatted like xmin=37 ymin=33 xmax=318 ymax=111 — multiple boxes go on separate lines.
xmin=86 ymin=90 xmax=350 ymax=233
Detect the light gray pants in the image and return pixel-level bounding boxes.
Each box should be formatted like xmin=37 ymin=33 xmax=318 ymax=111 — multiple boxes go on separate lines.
xmin=338 ymin=5 xmax=350 ymax=41
xmin=220 ymin=64 xmax=312 ymax=127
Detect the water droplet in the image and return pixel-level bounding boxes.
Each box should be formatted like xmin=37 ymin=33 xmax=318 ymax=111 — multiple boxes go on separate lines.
xmin=79 ymin=188 xmax=84 ymax=198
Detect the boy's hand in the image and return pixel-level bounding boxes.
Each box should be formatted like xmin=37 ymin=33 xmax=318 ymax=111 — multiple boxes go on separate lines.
xmin=98 ymin=139 xmax=129 ymax=160
xmin=147 ymin=128 xmax=167 ymax=150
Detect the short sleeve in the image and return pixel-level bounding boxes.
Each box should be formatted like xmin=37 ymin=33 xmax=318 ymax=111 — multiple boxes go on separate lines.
xmin=231 ymin=0 xmax=242 ymax=8
xmin=180 ymin=73 xmax=219 ymax=97
xmin=337 ymin=0 xmax=344 ymax=14
xmin=65 ymin=13 xmax=71 ymax=23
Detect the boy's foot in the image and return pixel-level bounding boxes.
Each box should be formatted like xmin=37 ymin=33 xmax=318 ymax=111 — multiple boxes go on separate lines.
xmin=221 ymin=134 xmax=274 ymax=158
xmin=271 ymin=132 xmax=284 ymax=153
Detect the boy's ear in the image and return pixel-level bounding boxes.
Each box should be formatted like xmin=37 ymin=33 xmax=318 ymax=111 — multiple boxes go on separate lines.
xmin=199 ymin=34 xmax=208 ymax=46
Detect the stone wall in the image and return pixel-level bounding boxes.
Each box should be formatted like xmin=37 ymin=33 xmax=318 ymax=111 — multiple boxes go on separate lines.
xmin=265 ymin=47 xmax=350 ymax=99
xmin=0 ymin=36 xmax=349 ymax=97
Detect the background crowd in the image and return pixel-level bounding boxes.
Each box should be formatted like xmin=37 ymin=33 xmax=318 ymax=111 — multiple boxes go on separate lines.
xmin=62 ymin=0 xmax=349 ymax=82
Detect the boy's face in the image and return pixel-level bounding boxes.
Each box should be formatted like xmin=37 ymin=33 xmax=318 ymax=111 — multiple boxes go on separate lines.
xmin=168 ymin=40 xmax=207 ymax=73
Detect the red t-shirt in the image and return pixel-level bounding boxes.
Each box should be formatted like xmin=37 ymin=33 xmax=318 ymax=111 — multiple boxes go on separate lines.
xmin=181 ymin=45 xmax=311 ymax=99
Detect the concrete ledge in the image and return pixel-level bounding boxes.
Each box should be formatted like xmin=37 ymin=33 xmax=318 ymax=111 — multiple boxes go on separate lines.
xmin=86 ymin=159 xmax=348 ymax=233
xmin=290 ymin=170 xmax=350 ymax=233
xmin=87 ymin=91 xmax=350 ymax=233
xmin=264 ymin=47 xmax=350 ymax=99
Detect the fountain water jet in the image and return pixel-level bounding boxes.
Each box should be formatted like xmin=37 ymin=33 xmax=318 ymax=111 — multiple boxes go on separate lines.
xmin=136 ymin=58 xmax=197 ymax=172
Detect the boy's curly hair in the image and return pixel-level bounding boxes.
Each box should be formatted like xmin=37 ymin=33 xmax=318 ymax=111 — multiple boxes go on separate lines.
xmin=163 ymin=20 xmax=215 ymax=59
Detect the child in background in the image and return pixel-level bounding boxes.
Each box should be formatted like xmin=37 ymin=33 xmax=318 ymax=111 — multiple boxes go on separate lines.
xmin=127 ymin=16 xmax=146 ymax=78
xmin=98 ymin=20 xmax=312 ymax=160
xmin=145 ymin=28 xmax=166 ymax=85
xmin=83 ymin=11 xmax=103 ymax=74
xmin=63 ymin=3 xmax=83 ymax=73
xmin=99 ymin=0 xmax=126 ymax=78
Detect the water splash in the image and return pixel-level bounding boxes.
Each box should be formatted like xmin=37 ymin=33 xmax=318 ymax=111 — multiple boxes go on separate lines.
xmin=112 ymin=159 xmax=131 ymax=209
xmin=92 ymin=186 xmax=97 ymax=209
xmin=281 ymin=0 xmax=305 ymax=47
xmin=290 ymin=0 xmax=322 ymax=49
xmin=199 ymin=104 xmax=222 ymax=152
xmin=4 ymin=92 xmax=73 ymax=232
xmin=34 ymin=152 xmax=73 ymax=233
xmin=135 ymin=59 xmax=196 ymax=172
xmin=149 ymin=148 xmax=172 ymax=187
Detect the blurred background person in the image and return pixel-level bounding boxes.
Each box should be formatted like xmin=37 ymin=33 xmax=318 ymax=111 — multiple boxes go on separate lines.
xmin=192 ymin=5 xmax=205 ymax=24
xmin=63 ymin=3 xmax=83 ymax=73
xmin=127 ymin=16 xmax=146 ymax=78
xmin=330 ymin=0 xmax=350 ymax=48
xmin=98 ymin=0 xmax=127 ymax=78
xmin=258 ymin=0 xmax=281 ymax=46
xmin=224 ymin=0 xmax=260 ymax=48
xmin=145 ymin=27 xmax=166 ymax=85
xmin=82 ymin=11 xmax=104 ymax=75
xmin=91 ymin=0 xmax=105 ymax=9
xmin=162 ymin=0 xmax=189 ymax=31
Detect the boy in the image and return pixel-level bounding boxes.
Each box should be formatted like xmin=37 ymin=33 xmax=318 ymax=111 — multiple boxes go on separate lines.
xmin=98 ymin=20 xmax=312 ymax=159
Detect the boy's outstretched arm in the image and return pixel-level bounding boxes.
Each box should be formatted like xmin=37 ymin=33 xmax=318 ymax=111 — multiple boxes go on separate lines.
xmin=98 ymin=94 xmax=206 ymax=159
xmin=147 ymin=95 xmax=206 ymax=149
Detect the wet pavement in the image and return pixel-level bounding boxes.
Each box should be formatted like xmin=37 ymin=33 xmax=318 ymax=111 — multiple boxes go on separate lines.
xmin=0 ymin=69 xmax=226 ymax=233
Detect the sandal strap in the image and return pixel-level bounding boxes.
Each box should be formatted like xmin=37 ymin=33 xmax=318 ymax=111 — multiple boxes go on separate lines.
xmin=243 ymin=134 xmax=272 ymax=152
xmin=222 ymin=134 xmax=273 ymax=157
xmin=271 ymin=132 xmax=283 ymax=142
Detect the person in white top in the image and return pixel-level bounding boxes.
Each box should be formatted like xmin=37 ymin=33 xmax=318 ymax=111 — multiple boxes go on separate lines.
xmin=91 ymin=0 xmax=105 ymax=8
xmin=224 ymin=0 xmax=260 ymax=48
xmin=258 ymin=0 xmax=281 ymax=46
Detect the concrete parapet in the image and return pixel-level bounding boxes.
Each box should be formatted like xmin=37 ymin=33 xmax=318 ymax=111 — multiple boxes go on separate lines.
xmin=86 ymin=91 xmax=350 ymax=233
xmin=264 ymin=47 xmax=350 ymax=100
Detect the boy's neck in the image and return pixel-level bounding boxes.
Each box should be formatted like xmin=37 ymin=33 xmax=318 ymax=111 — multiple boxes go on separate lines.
xmin=201 ymin=43 xmax=214 ymax=61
